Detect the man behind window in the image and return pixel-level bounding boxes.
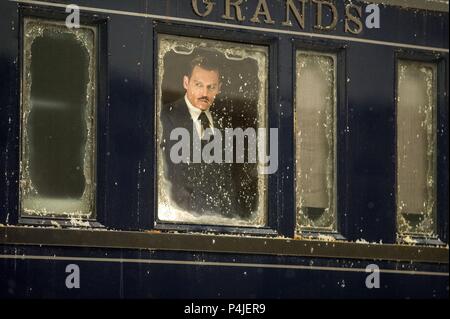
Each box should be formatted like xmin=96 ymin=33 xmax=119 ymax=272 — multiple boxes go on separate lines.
xmin=160 ymin=52 xmax=241 ymax=218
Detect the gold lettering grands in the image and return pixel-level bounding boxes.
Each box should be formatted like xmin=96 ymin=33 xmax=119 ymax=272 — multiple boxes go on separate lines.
xmin=191 ymin=0 xmax=369 ymax=35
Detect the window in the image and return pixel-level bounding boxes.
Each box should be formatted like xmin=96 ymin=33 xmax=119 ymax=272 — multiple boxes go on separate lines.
xmin=396 ymin=59 xmax=437 ymax=238
xmin=295 ymin=51 xmax=337 ymax=234
xmin=156 ymin=34 xmax=269 ymax=227
xmin=20 ymin=18 xmax=97 ymax=220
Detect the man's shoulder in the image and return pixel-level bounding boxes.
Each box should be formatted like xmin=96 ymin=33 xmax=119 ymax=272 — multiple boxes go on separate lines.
xmin=162 ymin=98 xmax=186 ymax=111
xmin=162 ymin=98 xmax=188 ymax=119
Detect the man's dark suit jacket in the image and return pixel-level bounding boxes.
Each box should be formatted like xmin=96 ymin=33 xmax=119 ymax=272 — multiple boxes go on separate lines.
xmin=160 ymin=98 xmax=240 ymax=218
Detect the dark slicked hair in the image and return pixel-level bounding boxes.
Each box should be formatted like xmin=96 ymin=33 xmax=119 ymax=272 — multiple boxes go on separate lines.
xmin=186 ymin=52 xmax=222 ymax=78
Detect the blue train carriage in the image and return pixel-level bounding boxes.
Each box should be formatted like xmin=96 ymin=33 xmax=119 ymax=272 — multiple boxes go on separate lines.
xmin=0 ymin=0 xmax=448 ymax=299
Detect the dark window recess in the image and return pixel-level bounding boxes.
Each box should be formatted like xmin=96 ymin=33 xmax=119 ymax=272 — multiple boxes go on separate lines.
xmin=21 ymin=18 xmax=96 ymax=219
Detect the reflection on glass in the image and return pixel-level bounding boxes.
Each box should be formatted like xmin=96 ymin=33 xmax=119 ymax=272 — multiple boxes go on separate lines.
xmin=397 ymin=60 xmax=437 ymax=237
xmin=21 ymin=18 xmax=96 ymax=218
xmin=157 ymin=34 xmax=268 ymax=227
xmin=295 ymin=51 xmax=337 ymax=233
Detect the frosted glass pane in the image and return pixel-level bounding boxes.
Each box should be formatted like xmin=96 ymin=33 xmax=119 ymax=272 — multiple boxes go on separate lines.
xmin=156 ymin=34 xmax=268 ymax=227
xmin=21 ymin=18 xmax=96 ymax=218
xmin=295 ymin=51 xmax=337 ymax=233
xmin=397 ymin=60 xmax=437 ymax=237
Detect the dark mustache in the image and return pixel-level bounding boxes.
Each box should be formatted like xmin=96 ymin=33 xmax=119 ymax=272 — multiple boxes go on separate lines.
xmin=198 ymin=97 xmax=209 ymax=102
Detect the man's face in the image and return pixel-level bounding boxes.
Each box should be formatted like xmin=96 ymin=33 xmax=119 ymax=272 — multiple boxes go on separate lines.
xmin=183 ymin=65 xmax=221 ymax=111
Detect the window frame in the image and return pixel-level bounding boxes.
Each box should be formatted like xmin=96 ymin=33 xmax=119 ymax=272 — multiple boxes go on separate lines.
xmin=152 ymin=22 xmax=281 ymax=237
xmin=394 ymin=49 xmax=449 ymax=245
xmin=14 ymin=6 xmax=108 ymax=228
xmin=292 ymin=38 xmax=348 ymax=240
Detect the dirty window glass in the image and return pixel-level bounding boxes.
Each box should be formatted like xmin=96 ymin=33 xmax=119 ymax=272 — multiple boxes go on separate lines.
xmin=295 ymin=51 xmax=337 ymax=234
xmin=20 ymin=18 xmax=96 ymax=219
xmin=157 ymin=34 xmax=269 ymax=227
xmin=397 ymin=60 xmax=437 ymax=238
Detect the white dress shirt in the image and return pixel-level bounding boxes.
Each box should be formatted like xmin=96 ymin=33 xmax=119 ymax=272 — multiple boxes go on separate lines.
xmin=184 ymin=95 xmax=214 ymax=137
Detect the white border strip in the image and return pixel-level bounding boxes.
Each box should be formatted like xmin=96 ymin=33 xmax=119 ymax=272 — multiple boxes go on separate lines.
xmin=0 ymin=254 xmax=448 ymax=277
xmin=11 ymin=0 xmax=449 ymax=53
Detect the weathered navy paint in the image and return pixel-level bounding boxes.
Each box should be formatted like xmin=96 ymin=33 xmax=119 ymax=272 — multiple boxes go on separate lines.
xmin=1 ymin=245 xmax=448 ymax=299
xmin=0 ymin=0 xmax=448 ymax=298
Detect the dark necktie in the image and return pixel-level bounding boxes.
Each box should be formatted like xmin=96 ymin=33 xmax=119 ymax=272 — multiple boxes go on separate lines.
xmin=198 ymin=111 xmax=211 ymax=135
